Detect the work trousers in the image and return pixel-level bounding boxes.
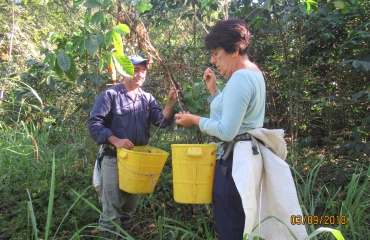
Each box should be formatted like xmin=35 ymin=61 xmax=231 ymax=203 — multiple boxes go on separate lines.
xmin=99 ymin=155 xmax=141 ymax=234
xmin=212 ymin=151 xmax=245 ymax=240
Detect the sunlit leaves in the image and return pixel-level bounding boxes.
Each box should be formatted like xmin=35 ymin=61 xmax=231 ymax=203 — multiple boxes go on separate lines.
xmin=112 ymin=31 xmax=123 ymax=55
xmin=111 ymin=24 xmax=130 ymax=55
xmin=299 ymin=0 xmax=318 ymax=14
xmin=114 ymin=24 xmax=130 ymax=35
xmin=136 ymin=0 xmax=153 ymax=13
xmin=334 ymin=0 xmax=350 ymax=14
xmin=112 ymin=52 xmax=133 ymax=78
xmin=334 ymin=0 xmax=345 ymax=9
xmin=72 ymin=0 xmax=83 ymax=8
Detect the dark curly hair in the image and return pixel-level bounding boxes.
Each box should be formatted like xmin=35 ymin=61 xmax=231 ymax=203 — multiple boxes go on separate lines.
xmin=204 ymin=18 xmax=251 ymax=55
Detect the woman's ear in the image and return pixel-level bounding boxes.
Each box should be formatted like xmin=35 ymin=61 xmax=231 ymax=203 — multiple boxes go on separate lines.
xmin=232 ymin=50 xmax=239 ymax=58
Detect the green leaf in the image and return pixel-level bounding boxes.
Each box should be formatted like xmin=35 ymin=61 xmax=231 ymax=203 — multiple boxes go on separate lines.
xmin=91 ymin=11 xmax=104 ymax=25
xmin=352 ymin=60 xmax=370 ymax=71
xmin=201 ymin=0 xmax=209 ymax=8
xmin=64 ymin=55 xmax=78 ymax=82
xmin=78 ymin=37 xmax=86 ymax=57
xmin=334 ymin=0 xmax=345 ymax=9
xmin=83 ymin=0 xmax=103 ymax=8
xmin=70 ymin=36 xmax=84 ymax=52
xmin=102 ymin=0 xmax=112 ymax=7
xmin=72 ymin=0 xmax=83 ymax=8
xmin=306 ymin=227 xmax=345 ymax=240
xmin=84 ymin=8 xmax=91 ymax=28
xmin=57 ymin=52 xmax=71 ymax=71
xmin=26 ymin=190 xmax=39 ymax=240
xmin=46 ymin=76 xmax=56 ymax=89
xmin=44 ymin=156 xmax=56 ymax=239
xmin=97 ymin=32 xmax=105 ymax=45
xmin=114 ymin=24 xmax=130 ymax=35
xmin=88 ymin=72 xmax=103 ymax=85
xmin=352 ymin=91 xmax=367 ymax=101
xmin=112 ymin=31 xmax=123 ymax=55
xmin=19 ymin=81 xmax=44 ymax=108
xmin=100 ymin=12 xmax=107 ymax=30
xmin=136 ymin=0 xmax=153 ymax=13
xmin=99 ymin=58 xmax=104 ymax=72
xmin=105 ymin=30 xmax=114 ymax=47
xmin=43 ymin=53 xmax=56 ymax=71
xmin=53 ymin=60 xmax=64 ymax=78
xmin=112 ymin=52 xmax=133 ymax=78
xmin=86 ymin=35 xmax=99 ymax=57
xmin=193 ymin=82 xmax=204 ymax=97
xmin=341 ymin=4 xmax=350 ymax=14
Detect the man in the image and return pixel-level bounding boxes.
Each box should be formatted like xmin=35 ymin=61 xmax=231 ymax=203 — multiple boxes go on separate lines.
xmin=87 ymin=54 xmax=177 ymax=238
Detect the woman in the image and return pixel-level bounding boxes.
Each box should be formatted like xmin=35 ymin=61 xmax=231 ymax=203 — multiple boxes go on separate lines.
xmin=175 ymin=18 xmax=308 ymax=240
xmin=175 ymin=18 xmax=265 ymax=239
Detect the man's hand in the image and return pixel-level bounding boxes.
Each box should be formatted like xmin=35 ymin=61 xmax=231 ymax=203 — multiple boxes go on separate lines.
xmin=108 ymin=135 xmax=134 ymax=150
xmin=167 ymin=86 xmax=179 ymax=102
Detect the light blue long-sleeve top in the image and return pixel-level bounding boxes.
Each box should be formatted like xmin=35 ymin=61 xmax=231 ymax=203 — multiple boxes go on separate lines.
xmin=199 ymin=69 xmax=266 ymax=142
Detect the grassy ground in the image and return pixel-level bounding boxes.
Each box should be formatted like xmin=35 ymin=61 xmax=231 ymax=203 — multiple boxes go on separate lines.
xmin=0 ymin=122 xmax=368 ymax=240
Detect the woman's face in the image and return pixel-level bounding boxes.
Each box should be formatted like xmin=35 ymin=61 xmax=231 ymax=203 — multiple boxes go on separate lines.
xmin=209 ymin=48 xmax=233 ymax=76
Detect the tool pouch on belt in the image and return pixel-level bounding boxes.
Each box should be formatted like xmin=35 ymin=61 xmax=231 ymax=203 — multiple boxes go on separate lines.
xmin=102 ymin=144 xmax=116 ymax=156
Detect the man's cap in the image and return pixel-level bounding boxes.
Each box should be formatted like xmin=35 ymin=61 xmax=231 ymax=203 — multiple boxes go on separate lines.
xmin=129 ymin=55 xmax=147 ymax=65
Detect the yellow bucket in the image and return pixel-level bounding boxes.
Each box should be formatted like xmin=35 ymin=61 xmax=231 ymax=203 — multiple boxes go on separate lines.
xmin=171 ymin=144 xmax=217 ymax=204
xmin=117 ymin=146 xmax=169 ymax=194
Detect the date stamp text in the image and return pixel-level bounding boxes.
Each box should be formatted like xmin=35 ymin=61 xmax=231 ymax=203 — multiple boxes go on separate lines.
xmin=291 ymin=215 xmax=347 ymax=225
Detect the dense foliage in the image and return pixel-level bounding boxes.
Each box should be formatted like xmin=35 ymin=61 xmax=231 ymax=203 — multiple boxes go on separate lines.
xmin=0 ymin=0 xmax=368 ymax=239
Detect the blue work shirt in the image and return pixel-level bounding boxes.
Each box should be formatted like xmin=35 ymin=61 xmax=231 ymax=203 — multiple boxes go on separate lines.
xmin=87 ymin=83 xmax=172 ymax=146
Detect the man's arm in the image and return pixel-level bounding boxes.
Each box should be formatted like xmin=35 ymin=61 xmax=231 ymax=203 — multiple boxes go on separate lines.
xmin=162 ymin=87 xmax=178 ymax=120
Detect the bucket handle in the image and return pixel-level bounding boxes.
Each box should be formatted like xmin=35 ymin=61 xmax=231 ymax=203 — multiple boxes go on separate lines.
xmin=118 ymin=152 xmax=128 ymax=159
xmin=186 ymin=148 xmax=215 ymax=176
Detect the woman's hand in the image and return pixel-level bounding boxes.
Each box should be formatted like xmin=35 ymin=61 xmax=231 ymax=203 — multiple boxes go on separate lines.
xmin=203 ymin=68 xmax=218 ymax=95
xmin=175 ymin=111 xmax=201 ymax=127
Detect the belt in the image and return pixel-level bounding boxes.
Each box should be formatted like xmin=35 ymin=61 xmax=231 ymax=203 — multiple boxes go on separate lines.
xmin=208 ymin=133 xmax=258 ymax=160
xmin=208 ymin=133 xmax=252 ymax=143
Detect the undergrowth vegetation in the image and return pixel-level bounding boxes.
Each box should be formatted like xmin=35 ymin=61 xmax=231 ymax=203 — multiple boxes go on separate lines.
xmin=1 ymin=0 xmax=369 ymax=239
xmin=0 ymin=120 xmax=368 ymax=239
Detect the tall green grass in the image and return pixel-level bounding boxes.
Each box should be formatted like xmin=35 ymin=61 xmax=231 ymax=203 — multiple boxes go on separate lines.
xmin=292 ymin=159 xmax=369 ymax=240
xmin=1 ymin=122 xmax=368 ymax=239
